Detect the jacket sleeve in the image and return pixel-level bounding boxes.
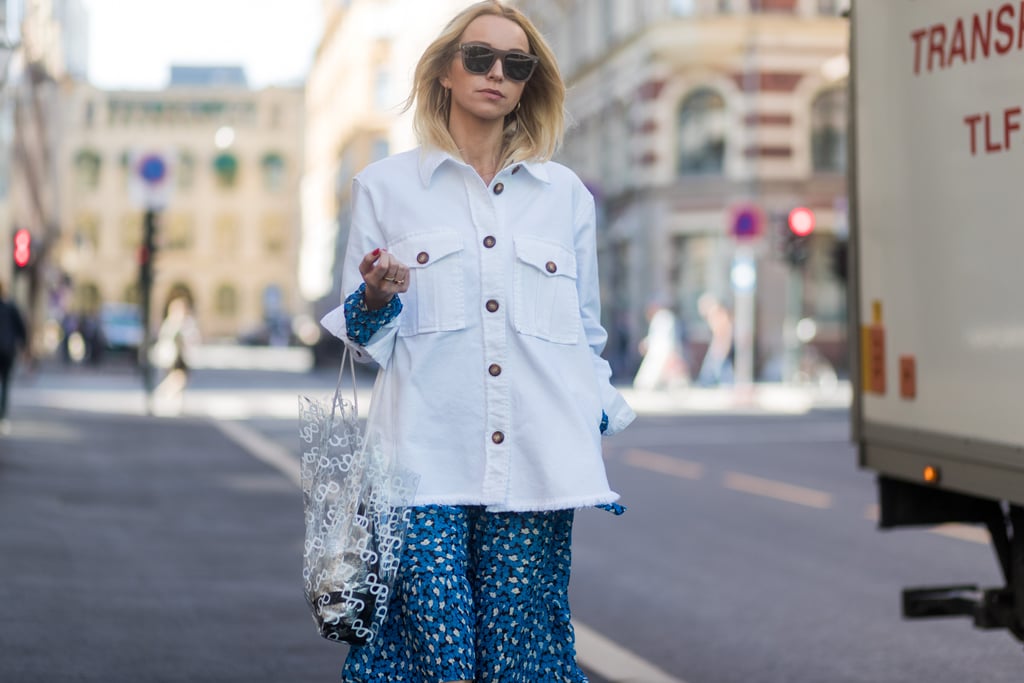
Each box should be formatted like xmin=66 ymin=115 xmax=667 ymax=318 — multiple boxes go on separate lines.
xmin=319 ymin=177 xmax=401 ymax=369
xmin=573 ymin=188 xmax=636 ymax=436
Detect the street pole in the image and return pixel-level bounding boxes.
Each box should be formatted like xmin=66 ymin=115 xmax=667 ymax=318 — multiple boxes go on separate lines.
xmin=139 ymin=209 xmax=158 ymax=414
xmin=731 ymin=244 xmax=757 ymax=392
xmin=783 ymin=262 xmax=804 ymax=384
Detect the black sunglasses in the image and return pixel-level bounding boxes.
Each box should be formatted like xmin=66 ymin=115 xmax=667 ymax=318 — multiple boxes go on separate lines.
xmin=458 ymin=42 xmax=539 ymax=82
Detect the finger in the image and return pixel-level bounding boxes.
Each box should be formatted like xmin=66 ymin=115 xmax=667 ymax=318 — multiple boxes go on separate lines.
xmin=374 ymin=254 xmax=406 ymax=284
xmin=359 ymin=248 xmax=384 ymax=276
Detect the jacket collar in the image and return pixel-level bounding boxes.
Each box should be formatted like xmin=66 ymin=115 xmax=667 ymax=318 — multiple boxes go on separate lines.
xmin=417 ymin=146 xmax=550 ymax=187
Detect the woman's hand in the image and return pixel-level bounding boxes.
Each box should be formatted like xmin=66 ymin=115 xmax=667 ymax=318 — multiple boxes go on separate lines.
xmin=359 ymin=248 xmax=410 ymax=310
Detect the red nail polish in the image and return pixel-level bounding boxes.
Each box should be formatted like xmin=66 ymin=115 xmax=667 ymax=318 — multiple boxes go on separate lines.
xmin=372 ymin=248 xmax=381 ymax=256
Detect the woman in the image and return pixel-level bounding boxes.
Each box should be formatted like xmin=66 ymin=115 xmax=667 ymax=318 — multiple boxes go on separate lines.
xmin=321 ymin=2 xmax=635 ymax=680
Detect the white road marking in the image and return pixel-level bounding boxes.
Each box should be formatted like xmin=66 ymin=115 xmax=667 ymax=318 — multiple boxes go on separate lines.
xmin=863 ymin=506 xmax=990 ymax=545
xmin=931 ymin=524 xmax=991 ymax=545
xmin=574 ymin=621 xmax=689 ymax=683
xmin=216 ymin=419 xmax=687 ymax=682
xmin=212 ymin=418 xmax=301 ymax=488
xmin=723 ymin=472 xmax=833 ymax=509
xmin=624 ymin=449 xmax=704 ymax=480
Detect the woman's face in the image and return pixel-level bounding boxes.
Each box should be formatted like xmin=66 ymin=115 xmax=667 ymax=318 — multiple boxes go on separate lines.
xmin=441 ymin=14 xmax=531 ymax=125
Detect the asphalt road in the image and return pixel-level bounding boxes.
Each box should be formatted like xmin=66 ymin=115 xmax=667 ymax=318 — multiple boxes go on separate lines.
xmin=7 ymin=360 xmax=1024 ymax=681
xmin=233 ymin=385 xmax=1024 ymax=682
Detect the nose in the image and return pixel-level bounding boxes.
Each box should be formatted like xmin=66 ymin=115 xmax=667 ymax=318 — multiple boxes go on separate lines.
xmin=487 ymin=57 xmax=504 ymax=81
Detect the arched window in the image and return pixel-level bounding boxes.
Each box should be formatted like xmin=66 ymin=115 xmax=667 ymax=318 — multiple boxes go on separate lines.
xmin=75 ymin=212 xmax=100 ymax=252
xmin=213 ymin=152 xmax=239 ymax=188
xmin=261 ymin=213 xmax=287 ymax=254
xmin=120 ymin=211 xmax=143 ymax=250
xmin=74 ymin=149 xmax=102 ymax=191
xmin=214 ymin=213 xmax=239 ymax=253
xmin=214 ymin=284 xmax=238 ymax=317
xmin=811 ymin=87 xmax=847 ymax=173
xmin=164 ymin=212 xmax=195 ymax=251
xmin=677 ymin=89 xmax=726 ymax=176
xmin=261 ymin=152 xmax=286 ymax=191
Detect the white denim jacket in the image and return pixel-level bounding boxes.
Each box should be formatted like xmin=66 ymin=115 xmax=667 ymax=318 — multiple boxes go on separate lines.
xmin=321 ymin=147 xmax=636 ymax=512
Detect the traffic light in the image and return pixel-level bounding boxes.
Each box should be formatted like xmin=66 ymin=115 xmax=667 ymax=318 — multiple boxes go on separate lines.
xmin=12 ymin=228 xmax=31 ymax=269
xmin=783 ymin=207 xmax=815 ymax=265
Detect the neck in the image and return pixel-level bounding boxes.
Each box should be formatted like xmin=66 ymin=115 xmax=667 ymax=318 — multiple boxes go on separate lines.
xmin=449 ymin=110 xmax=506 ymax=183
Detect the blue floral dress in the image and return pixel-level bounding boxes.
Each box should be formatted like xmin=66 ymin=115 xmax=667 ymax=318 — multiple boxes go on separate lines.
xmin=338 ymin=287 xmax=623 ymax=681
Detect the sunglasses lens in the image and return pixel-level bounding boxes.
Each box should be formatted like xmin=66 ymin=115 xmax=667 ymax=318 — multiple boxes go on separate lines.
xmin=462 ymin=45 xmax=495 ymax=74
xmin=504 ymin=54 xmax=536 ymax=81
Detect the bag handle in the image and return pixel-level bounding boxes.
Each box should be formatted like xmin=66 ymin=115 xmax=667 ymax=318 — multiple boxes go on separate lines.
xmin=330 ymin=345 xmax=360 ymax=422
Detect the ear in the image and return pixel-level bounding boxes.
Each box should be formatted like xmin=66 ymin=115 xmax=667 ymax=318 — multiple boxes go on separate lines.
xmin=439 ymin=74 xmax=452 ymax=90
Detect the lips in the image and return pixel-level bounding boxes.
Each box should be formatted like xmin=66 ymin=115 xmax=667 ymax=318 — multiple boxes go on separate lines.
xmin=479 ymin=89 xmax=504 ymax=98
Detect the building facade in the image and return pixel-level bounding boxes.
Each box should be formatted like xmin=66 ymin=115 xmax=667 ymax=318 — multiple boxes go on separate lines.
xmin=301 ymin=0 xmax=480 ymax=314
xmin=2 ymin=0 xmax=72 ymax=353
xmin=515 ymin=0 xmax=850 ymax=383
xmin=59 ymin=77 xmax=306 ymax=343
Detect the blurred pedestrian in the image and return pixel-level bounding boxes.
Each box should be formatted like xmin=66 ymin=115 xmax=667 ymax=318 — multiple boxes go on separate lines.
xmin=633 ymin=301 xmax=689 ymax=391
xmin=153 ymin=298 xmax=199 ymax=414
xmin=0 ymin=282 xmax=27 ymax=434
xmin=696 ymin=292 xmax=734 ymax=386
xmin=319 ymin=2 xmax=636 ymax=680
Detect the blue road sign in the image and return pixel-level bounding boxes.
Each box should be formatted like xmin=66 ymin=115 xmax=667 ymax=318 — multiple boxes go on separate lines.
xmin=731 ymin=204 xmax=763 ymax=240
xmin=138 ymin=155 xmax=167 ymax=185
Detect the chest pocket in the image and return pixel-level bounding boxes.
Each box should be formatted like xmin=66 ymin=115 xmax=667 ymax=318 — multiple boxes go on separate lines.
xmin=513 ymin=236 xmax=580 ymax=345
xmin=389 ymin=230 xmax=466 ymax=337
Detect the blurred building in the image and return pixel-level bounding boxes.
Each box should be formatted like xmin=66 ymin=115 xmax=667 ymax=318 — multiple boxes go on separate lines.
xmin=0 ymin=0 xmax=75 ymax=353
xmin=58 ymin=71 xmax=306 ymax=343
xmin=301 ymin=0 xmax=480 ymax=314
xmin=515 ymin=0 xmax=850 ymax=382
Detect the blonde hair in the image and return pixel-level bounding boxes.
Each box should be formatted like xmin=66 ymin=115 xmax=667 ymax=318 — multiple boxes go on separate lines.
xmin=405 ymin=0 xmax=565 ymax=167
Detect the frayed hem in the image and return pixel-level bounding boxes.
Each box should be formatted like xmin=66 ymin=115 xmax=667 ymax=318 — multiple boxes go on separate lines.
xmin=484 ymin=493 xmax=621 ymax=514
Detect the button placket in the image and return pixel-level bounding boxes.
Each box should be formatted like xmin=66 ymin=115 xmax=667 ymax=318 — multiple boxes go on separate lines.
xmin=467 ymin=169 xmax=512 ymax=500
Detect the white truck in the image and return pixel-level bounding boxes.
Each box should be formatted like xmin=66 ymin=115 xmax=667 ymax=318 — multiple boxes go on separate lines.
xmin=850 ymin=0 xmax=1024 ymax=641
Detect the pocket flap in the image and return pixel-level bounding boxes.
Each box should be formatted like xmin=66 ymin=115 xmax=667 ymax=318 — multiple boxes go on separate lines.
xmin=389 ymin=230 xmax=463 ymax=269
xmin=513 ymin=236 xmax=577 ymax=279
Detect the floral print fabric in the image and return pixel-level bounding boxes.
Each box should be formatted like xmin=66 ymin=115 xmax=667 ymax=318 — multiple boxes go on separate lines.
xmin=343 ymin=283 xmax=402 ymax=345
xmin=341 ymin=505 xmax=588 ymax=683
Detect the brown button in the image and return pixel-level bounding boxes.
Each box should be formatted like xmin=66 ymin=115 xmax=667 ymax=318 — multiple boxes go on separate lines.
xmin=493 ymin=182 xmax=504 ymax=195
xmin=483 ymin=235 xmax=496 ymax=248
xmin=491 ymin=431 xmax=505 ymax=444
xmin=511 ymin=165 xmax=521 ymax=175
xmin=485 ymin=299 xmax=499 ymax=313
xmin=488 ymin=363 xmax=502 ymax=377
xmin=416 ymin=251 xmax=429 ymax=264
xmin=545 ymin=261 xmax=557 ymax=274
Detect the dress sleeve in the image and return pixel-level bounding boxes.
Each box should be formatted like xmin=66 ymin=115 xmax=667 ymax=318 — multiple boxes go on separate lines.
xmin=343 ymin=283 xmax=403 ymax=345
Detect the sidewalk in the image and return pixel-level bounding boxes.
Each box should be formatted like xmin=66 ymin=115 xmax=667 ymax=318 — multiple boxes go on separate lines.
xmin=13 ymin=356 xmax=851 ymax=420
xmin=0 ymin=405 xmax=346 ymax=682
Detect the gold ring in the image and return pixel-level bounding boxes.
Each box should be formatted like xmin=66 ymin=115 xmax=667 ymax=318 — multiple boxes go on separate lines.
xmin=382 ymin=276 xmax=396 ymax=282
xmin=395 ymin=279 xmax=405 ymax=285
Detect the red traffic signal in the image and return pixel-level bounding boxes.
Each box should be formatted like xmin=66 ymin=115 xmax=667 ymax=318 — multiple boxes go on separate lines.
xmin=13 ymin=228 xmax=31 ymax=268
xmin=788 ymin=207 xmax=816 ymax=237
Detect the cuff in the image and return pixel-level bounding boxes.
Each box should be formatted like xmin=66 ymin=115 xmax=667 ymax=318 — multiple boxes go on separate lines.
xmin=343 ymin=283 xmax=402 ymax=344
